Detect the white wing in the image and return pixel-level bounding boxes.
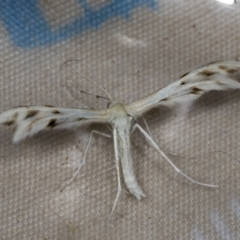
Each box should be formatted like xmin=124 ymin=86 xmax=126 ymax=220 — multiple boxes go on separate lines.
xmin=126 ymin=61 xmax=240 ymax=117
xmin=0 ymin=106 xmax=110 ymax=142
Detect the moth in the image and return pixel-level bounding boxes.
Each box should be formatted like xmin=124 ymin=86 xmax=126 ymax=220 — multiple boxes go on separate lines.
xmin=1 ymin=61 xmax=240 ymax=223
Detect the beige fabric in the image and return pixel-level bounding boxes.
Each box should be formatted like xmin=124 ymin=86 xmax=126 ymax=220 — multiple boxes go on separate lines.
xmin=0 ymin=1 xmax=240 ymax=239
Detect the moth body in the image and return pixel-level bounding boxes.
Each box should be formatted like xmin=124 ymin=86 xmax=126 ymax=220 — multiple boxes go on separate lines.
xmin=1 ymin=61 xmax=240 ymax=222
xmin=108 ymin=102 xmax=145 ymax=200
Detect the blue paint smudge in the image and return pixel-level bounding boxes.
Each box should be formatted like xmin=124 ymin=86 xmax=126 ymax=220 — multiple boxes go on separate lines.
xmin=0 ymin=0 xmax=157 ymax=48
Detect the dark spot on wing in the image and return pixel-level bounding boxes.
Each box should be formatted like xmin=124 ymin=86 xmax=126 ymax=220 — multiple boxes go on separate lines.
xmin=218 ymin=65 xmax=228 ymax=71
xmin=44 ymin=105 xmax=54 ymax=108
xmin=227 ymin=69 xmax=238 ymax=74
xmin=180 ymin=81 xmax=186 ymax=85
xmin=47 ymin=119 xmax=57 ymax=128
xmin=199 ymin=70 xmax=216 ymax=76
xmin=180 ymin=71 xmax=190 ymax=78
xmin=208 ymin=61 xmax=217 ymax=65
xmin=52 ymin=110 xmax=61 ymax=114
xmin=2 ymin=113 xmax=18 ymax=126
xmin=25 ymin=110 xmax=39 ymax=119
xmin=77 ymin=118 xmax=86 ymax=121
xmin=218 ymin=65 xmax=239 ymax=74
xmin=3 ymin=120 xmax=14 ymax=126
xmin=190 ymin=87 xmax=203 ymax=94
xmin=162 ymin=98 xmax=169 ymax=101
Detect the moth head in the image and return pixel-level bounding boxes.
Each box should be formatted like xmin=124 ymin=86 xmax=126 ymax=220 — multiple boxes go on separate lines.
xmin=107 ymin=100 xmax=120 ymax=108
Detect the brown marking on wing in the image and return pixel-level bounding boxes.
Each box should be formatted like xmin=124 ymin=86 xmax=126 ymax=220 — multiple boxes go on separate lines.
xmin=77 ymin=118 xmax=86 ymax=121
xmin=52 ymin=110 xmax=61 ymax=114
xmin=190 ymin=87 xmax=203 ymax=94
xmin=2 ymin=112 xmax=18 ymax=126
xmin=218 ymin=65 xmax=239 ymax=74
xmin=161 ymin=97 xmax=169 ymax=101
xmin=207 ymin=61 xmax=217 ymax=65
xmin=199 ymin=70 xmax=216 ymax=76
xmin=180 ymin=81 xmax=186 ymax=85
xmin=25 ymin=110 xmax=39 ymax=119
xmin=3 ymin=120 xmax=14 ymax=126
xmin=180 ymin=71 xmax=190 ymax=78
xmin=44 ymin=105 xmax=54 ymax=108
xmin=47 ymin=119 xmax=57 ymax=128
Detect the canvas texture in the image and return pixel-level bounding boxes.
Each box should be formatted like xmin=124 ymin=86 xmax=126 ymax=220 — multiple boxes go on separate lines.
xmin=0 ymin=0 xmax=240 ymax=239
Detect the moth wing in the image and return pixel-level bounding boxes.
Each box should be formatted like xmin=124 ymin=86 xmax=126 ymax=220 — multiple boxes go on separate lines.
xmin=126 ymin=61 xmax=240 ymax=117
xmin=0 ymin=106 xmax=110 ymax=142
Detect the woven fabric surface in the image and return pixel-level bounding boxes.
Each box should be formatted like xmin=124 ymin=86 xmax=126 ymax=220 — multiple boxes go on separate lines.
xmin=0 ymin=0 xmax=240 ymax=239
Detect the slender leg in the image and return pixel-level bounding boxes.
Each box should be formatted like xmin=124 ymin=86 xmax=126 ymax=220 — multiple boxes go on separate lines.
xmin=132 ymin=123 xmax=218 ymax=188
xmin=142 ymin=120 xmax=178 ymax=154
xmin=60 ymin=130 xmax=111 ymax=192
xmin=143 ymin=118 xmax=152 ymax=137
xmin=106 ymin=128 xmax=122 ymax=228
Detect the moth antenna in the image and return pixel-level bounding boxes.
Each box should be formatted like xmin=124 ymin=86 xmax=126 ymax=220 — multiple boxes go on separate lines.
xmin=80 ymin=90 xmax=109 ymax=100
xmin=55 ymin=54 xmax=112 ymax=100
xmin=72 ymin=67 xmax=111 ymax=100
xmin=63 ymin=87 xmax=92 ymax=109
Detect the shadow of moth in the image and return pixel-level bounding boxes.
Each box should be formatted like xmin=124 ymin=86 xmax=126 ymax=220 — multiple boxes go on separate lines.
xmin=1 ymin=61 xmax=240 ymax=224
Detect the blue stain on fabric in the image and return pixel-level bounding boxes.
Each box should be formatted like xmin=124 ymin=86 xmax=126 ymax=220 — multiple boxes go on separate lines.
xmin=0 ymin=0 xmax=157 ymax=48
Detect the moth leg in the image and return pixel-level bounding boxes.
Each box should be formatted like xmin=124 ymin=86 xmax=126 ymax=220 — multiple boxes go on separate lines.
xmin=133 ymin=123 xmax=218 ymax=188
xmin=106 ymin=128 xmax=122 ymax=227
xmin=134 ymin=119 xmax=178 ymax=156
xmin=61 ymin=130 xmax=111 ymax=192
xmin=143 ymin=118 xmax=152 ymax=137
